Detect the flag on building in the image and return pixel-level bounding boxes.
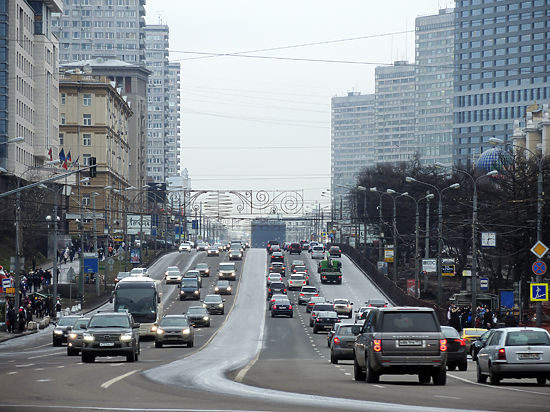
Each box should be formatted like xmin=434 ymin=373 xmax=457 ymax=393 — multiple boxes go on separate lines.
xmin=66 ymin=151 xmax=72 ymax=163
xmin=59 ymin=148 xmax=65 ymax=163
xmin=71 ymin=155 xmax=80 ymax=169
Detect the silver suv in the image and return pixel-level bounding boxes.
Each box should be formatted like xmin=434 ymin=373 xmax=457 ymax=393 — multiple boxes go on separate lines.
xmin=352 ymin=307 xmax=447 ymax=385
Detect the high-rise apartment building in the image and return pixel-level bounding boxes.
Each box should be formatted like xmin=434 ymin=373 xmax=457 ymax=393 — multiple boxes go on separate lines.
xmin=1 ymin=0 xmax=62 ymax=178
xmin=145 ymin=25 xmax=181 ymax=183
xmin=331 ymin=92 xmax=375 ymax=208
xmin=375 ymin=61 xmax=416 ymax=164
xmin=453 ymin=0 xmax=550 ymax=167
xmin=52 ymin=0 xmax=146 ymax=65
xmin=415 ymin=9 xmax=455 ymax=166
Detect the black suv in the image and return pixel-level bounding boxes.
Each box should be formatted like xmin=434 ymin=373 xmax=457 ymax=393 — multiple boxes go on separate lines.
xmin=352 ymin=307 xmax=447 ymax=385
xmin=289 ymin=243 xmax=302 ymax=254
xmin=81 ymin=312 xmax=140 ymax=363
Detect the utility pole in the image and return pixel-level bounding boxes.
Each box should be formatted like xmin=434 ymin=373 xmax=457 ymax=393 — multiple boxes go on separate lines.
xmin=14 ymin=191 xmax=21 ymax=311
xmin=52 ymin=192 xmax=59 ymax=306
xmin=92 ymin=193 xmax=99 ymax=296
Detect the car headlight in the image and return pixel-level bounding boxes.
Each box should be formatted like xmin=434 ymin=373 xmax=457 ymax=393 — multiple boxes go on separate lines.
xmin=181 ymin=328 xmax=191 ymax=335
xmin=231 ymin=273 xmax=235 ymax=276
xmin=202 ymin=316 xmax=209 ymax=321
xmin=227 ymin=286 xmax=232 ymax=291
xmin=83 ymin=333 xmax=94 ymax=342
xmin=205 ymin=270 xmax=209 ymax=273
xmin=54 ymin=329 xmax=63 ymax=335
xmin=68 ymin=333 xmax=78 ymax=340
xmin=180 ymin=291 xmax=185 ymax=294
xmin=177 ymin=276 xmax=182 ymax=281
xmin=218 ymin=303 xmax=223 ymax=308
xmin=120 ymin=333 xmax=133 ymax=342
xmin=156 ymin=329 xmax=165 ymax=335
xmin=202 ymin=303 xmax=207 ymax=307
xmin=194 ymin=290 xmax=199 ymax=294
xmin=151 ymin=324 xmax=158 ymax=332
xmin=214 ymin=287 xmax=219 ymax=292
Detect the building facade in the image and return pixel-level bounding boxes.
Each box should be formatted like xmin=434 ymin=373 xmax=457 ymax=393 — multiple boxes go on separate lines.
xmin=2 ymin=0 xmax=62 ymax=178
xmin=59 ymin=73 xmax=132 ymax=238
xmin=331 ymin=92 xmax=375 ymax=207
xmin=144 ymin=25 xmax=181 ymax=183
xmin=453 ymin=0 xmax=550 ymax=167
xmin=375 ymin=61 xmax=416 ymax=164
xmin=51 ymin=0 xmax=146 ymax=65
xmin=415 ymin=9 xmax=455 ymax=167
xmin=61 ymin=58 xmax=150 ymax=195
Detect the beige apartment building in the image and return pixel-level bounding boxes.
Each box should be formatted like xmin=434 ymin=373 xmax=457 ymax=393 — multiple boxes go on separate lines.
xmin=59 ymin=72 xmax=133 ymax=242
xmin=511 ymin=103 xmax=550 ymax=158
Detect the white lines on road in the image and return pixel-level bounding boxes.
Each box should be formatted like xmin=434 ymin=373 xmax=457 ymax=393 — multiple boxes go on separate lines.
xmin=6 ymin=371 xmax=17 ymax=375
xmin=448 ymin=373 xmax=550 ymax=397
xmin=57 ymin=365 xmax=64 ymax=368
xmin=344 ymin=372 xmax=351 ymax=376
xmin=33 ymin=368 xmax=45 ymax=371
xmin=35 ymin=379 xmax=52 ymax=382
xmin=373 ymin=384 xmax=385 ymax=389
xmin=100 ymin=369 xmax=141 ymax=389
xmin=110 ymin=363 xmax=125 ymax=367
xmin=15 ymin=363 xmax=34 ymax=368
xmin=434 ymin=395 xmax=460 ymax=400
xmin=28 ymin=352 xmax=62 ymax=359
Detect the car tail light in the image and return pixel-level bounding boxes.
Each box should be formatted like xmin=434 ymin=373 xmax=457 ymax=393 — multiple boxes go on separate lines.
xmin=383 ymin=305 xmax=387 ymax=307
xmin=497 ymin=348 xmax=506 ymax=360
xmin=333 ymin=337 xmax=341 ymax=345
xmin=300 ymin=293 xmax=304 ymax=296
xmin=289 ymin=305 xmax=293 ymax=309
xmin=272 ymin=305 xmax=277 ymax=309
xmin=455 ymin=338 xmax=466 ymax=346
xmin=440 ymin=339 xmax=447 ymax=352
xmin=268 ymin=289 xmax=272 ymax=293
xmin=339 ymin=250 xmax=341 ymax=253
xmin=283 ymin=289 xmax=287 ymax=293
xmin=338 ymin=275 xmax=342 ymax=279
xmin=312 ymin=313 xmax=316 ymax=317
xmin=336 ymin=319 xmax=341 ymax=322
xmin=373 ymin=339 xmax=382 ymax=352
xmin=314 ymin=293 xmax=319 ymax=297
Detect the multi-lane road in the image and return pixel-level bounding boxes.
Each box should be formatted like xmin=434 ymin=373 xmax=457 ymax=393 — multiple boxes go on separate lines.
xmin=1 ymin=248 xmax=549 ymax=412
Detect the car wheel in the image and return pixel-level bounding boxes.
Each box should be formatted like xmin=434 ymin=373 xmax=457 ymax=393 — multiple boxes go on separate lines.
xmin=271 ymin=312 xmax=275 ymax=318
xmin=67 ymin=348 xmax=78 ymax=357
xmin=476 ymin=361 xmax=487 ymax=383
xmin=537 ymin=376 xmax=547 ymax=385
xmin=313 ymin=326 xmax=318 ymax=334
xmin=447 ymin=364 xmax=456 ymax=371
xmin=289 ymin=313 xmax=293 ymax=318
xmin=53 ymin=340 xmax=61 ymax=347
xmin=353 ymin=355 xmax=366 ymax=381
xmin=206 ymin=322 xmax=211 ymax=327
xmin=432 ymin=368 xmax=447 ymax=386
xmin=489 ymin=366 xmax=501 ymax=385
xmin=330 ymin=350 xmax=338 ymax=364
xmin=458 ymin=360 xmax=468 ymax=371
xmin=418 ymin=372 xmax=431 ymax=383
xmin=82 ymin=353 xmax=94 ymax=363
xmin=127 ymin=353 xmax=136 ymax=362
xmin=188 ymin=341 xmax=194 ymax=348
xmin=155 ymin=342 xmax=162 ymax=348
xmin=348 ymin=313 xmax=352 ymax=319
xmin=365 ymin=357 xmax=379 ymax=383
xmin=134 ymin=352 xmax=139 ymax=361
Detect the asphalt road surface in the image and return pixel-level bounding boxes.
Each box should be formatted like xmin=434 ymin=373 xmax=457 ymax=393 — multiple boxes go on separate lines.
xmin=0 ymin=248 xmax=549 ymax=412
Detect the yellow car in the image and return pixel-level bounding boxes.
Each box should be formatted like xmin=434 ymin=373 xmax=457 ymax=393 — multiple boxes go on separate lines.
xmin=460 ymin=328 xmax=487 ymax=352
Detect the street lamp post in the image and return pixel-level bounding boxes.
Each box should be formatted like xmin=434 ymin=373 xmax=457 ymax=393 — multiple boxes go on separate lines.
xmin=369 ymin=187 xmax=384 ymax=262
xmin=406 ymin=177 xmax=460 ymax=305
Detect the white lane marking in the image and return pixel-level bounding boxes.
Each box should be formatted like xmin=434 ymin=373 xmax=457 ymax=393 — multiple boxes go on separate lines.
xmin=100 ymin=369 xmax=140 ymax=389
xmin=448 ymin=373 xmax=550 ymax=396
xmin=28 ymin=352 xmax=62 ymax=359
xmin=434 ymin=395 xmax=460 ymax=400
xmin=36 ymin=379 xmax=52 ymax=382
xmin=26 ymin=343 xmax=52 ymax=350
xmin=7 ymin=371 xmax=17 ymax=375
xmin=15 ymin=364 xmax=34 ymax=368
xmin=57 ymin=366 xmax=64 ymax=369
xmin=33 ymin=368 xmax=45 ymax=371
xmin=110 ymin=363 xmax=124 ymax=367
xmin=344 ymin=372 xmax=351 ymax=376
xmin=373 ymin=384 xmax=385 ymax=389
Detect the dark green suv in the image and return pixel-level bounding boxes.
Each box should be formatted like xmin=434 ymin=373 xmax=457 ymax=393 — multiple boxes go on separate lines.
xmin=81 ymin=312 xmax=140 ymax=363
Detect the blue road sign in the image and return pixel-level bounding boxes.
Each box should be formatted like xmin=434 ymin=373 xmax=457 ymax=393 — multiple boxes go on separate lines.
xmin=480 ymin=277 xmax=489 ymax=291
xmin=530 ymin=283 xmax=549 ymax=302
xmin=532 ymin=260 xmax=547 ymax=275
xmin=83 ymin=257 xmax=99 ymax=274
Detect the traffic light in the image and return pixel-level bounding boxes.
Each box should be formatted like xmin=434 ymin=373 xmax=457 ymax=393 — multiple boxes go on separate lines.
xmin=89 ymin=156 xmax=97 ymax=178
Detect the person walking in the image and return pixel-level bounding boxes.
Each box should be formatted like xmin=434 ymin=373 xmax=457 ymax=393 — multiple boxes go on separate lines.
xmin=6 ymin=304 xmax=15 ymax=333
xmin=55 ymin=299 xmax=62 ymax=319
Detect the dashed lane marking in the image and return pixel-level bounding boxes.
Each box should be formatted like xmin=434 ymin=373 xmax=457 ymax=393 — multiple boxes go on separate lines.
xmin=28 ymin=352 xmax=62 ymax=360
xmin=448 ymin=373 xmax=550 ymax=397
xmin=7 ymin=371 xmax=17 ymax=375
xmin=434 ymin=395 xmax=461 ymax=400
xmin=373 ymin=384 xmax=385 ymax=389
xmin=36 ymin=379 xmax=52 ymax=382
xmin=344 ymin=372 xmax=351 ymax=376
xmin=100 ymin=369 xmax=141 ymax=389
xmin=15 ymin=364 xmax=34 ymax=368
xmin=33 ymin=368 xmax=44 ymax=371
xmin=57 ymin=366 xmax=64 ymax=369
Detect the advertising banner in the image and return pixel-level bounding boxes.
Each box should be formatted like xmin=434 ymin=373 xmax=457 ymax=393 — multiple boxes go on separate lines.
xmin=127 ymin=214 xmax=151 ymax=235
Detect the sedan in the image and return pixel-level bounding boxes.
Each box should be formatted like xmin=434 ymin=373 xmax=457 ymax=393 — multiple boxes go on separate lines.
xmin=355 ymin=306 xmax=371 ymax=321
xmin=271 ymin=298 xmax=293 ymax=318
xmin=268 ymin=294 xmax=288 ymax=310
xmin=214 ymin=280 xmax=232 ymax=295
xmin=471 ymin=329 xmax=497 ymax=361
xmin=477 ymin=327 xmax=550 ymax=385
xmin=441 ymin=326 xmax=468 ymax=371
xmin=186 ymin=306 xmax=210 ymax=327
xmin=202 ymin=294 xmax=225 ymax=315
xmin=195 ymin=263 xmax=210 ymax=277
xmin=328 ymin=323 xmax=356 ymax=364
xmin=164 ymin=269 xmax=182 ymax=284
xmin=114 ymin=271 xmax=131 ymax=284
xmin=333 ymin=298 xmax=353 ymax=318
xmin=288 ymin=274 xmax=306 ymax=290
xmin=207 ymin=246 xmax=220 ymax=257
xmin=228 ymin=249 xmax=243 ymax=261
xmin=306 ymin=296 xmax=326 ymax=313
xmin=266 ymin=273 xmax=283 ymax=286
xmin=155 ymin=315 xmax=194 ymax=348
xmin=299 ymin=286 xmax=320 ymax=306
xmin=366 ymin=299 xmax=388 ymax=308
xmin=270 ymin=252 xmax=285 ymax=263
xmin=269 ymin=262 xmax=286 ymax=276
xmin=328 ymin=246 xmax=341 ymax=258
xmin=461 ymin=328 xmax=487 ymax=354
xmin=52 ymin=315 xmax=82 ymax=346
xmin=67 ymin=317 xmax=90 ymax=356
xmin=312 ymin=311 xmax=340 ymax=334
xmin=310 ymin=303 xmax=336 ymax=326
xmin=267 ymin=281 xmax=287 ymax=299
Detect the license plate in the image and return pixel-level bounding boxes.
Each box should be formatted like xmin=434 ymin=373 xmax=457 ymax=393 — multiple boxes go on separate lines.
xmin=400 ymin=340 xmax=422 ymax=346
xmin=99 ymin=342 xmax=115 ymax=347
xmin=519 ymin=353 xmax=540 ymax=360
xmin=279 ymin=306 xmax=288 ymax=309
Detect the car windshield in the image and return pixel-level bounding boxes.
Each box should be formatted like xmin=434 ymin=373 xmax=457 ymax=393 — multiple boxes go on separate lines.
xmin=217 ymin=281 xmax=229 ymax=287
xmin=272 ymin=263 xmax=283 ymax=267
xmin=204 ymin=295 xmax=222 ymax=303
xmin=271 ymin=283 xmax=285 ymax=289
xmin=330 ymin=247 xmax=339 ymax=251
xmin=334 ymin=299 xmax=349 ymax=305
xmin=310 ymin=297 xmax=325 ymax=303
xmin=369 ymin=300 xmax=386 ymax=305
xmin=130 ymin=268 xmax=145 ymax=274
xmin=337 ymin=325 xmax=355 ymax=336
xmin=381 ymin=312 xmax=439 ymax=333
xmin=58 ymin=316 xmax=80 ymax=326
xmin=166 ymin=271 xmax=180 ymax=276
xmin=181 ymin=279 xmax=198 ymax=287
xmin=318 ymin=311 xmax=337 ymax=318
xmin=464 ymin=329 xmax=486 ymax=337
xmin=291 ymin=275 xmax=304 ymax=280
xmin=184 ymin=271 xmax=200 ymax=277
xmin=314 ymin=304 xmax=334 ymax=311
xmin=506 ymin=331 xmax=550 ymax=346
xmin=275 ymin=299 xmax=290 ymax=305
xmin=294 ymin=266 xmax=306 ymax=271
xmin=196 ymin=264 xmax=208 ymax=269
xmin=441 ymin=326 xmax=460 ymax=338
xmin=313 ymin=246 xmax=323 ymax=251
xmin=117 ymin=272 xmax=130 ymax=279
xmin=302 ymin=287 xmax=317 ymax=293
xmin=187 ymin=307 xmax=207 ymax=315
xmin=159 ymin=317 xmax=189 ymax=327
xmin=89 ymin=315 xmax=130 ymax=328
xmin=219 ymin=264 xmax=235 ymax=271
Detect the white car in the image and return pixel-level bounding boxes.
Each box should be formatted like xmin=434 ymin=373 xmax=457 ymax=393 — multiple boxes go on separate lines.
xmin=311 ymin=245 xmax=325 ymax=259
xmin=288 ymin=274 xmax=306 ymax=290
xmin=333 ymin=298 xmax=353 ymax=318
xmin=164 ymin=270 xmax=182 ymax=284
xmin=179 ymin=242 xmax=192 ymax=252
xmin=266 ymin=273 xmax=283 ymax=286
xmin=130 ymin=267 xmax=148 ymax=277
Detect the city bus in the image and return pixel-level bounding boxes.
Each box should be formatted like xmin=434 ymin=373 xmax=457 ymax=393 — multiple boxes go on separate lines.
xmin=111 ymin=276 xmax=163 ymax=337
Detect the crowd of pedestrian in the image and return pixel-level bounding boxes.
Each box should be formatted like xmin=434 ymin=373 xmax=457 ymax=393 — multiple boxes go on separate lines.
xmin=447 ymin=304 xmax=518 ymax=332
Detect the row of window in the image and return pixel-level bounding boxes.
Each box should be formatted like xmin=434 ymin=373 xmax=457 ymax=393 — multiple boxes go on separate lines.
xmin=457 ymin=76 xmax=548 ymax=91
xmin=455 ymin=106 xmax=527 ymax=123
xmin=456 ymin=87 xmax=550 ymax=107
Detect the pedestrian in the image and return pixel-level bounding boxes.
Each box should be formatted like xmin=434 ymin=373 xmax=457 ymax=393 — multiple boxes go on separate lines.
xmin=17 ymin=307 xmax=25 ymax=332
xmin=7 ymin=304 xmax=15 ymax=333
xmin=55 ymin=299 xmax=62 ymax=319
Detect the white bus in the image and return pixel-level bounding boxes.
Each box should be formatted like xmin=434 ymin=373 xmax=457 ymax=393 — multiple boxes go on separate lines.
xmin=111 ymin=276 xmax=162 ymax=337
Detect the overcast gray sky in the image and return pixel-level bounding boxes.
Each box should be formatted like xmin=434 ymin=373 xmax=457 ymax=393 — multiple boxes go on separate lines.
xmin=145 ymin=0 xmax=454 ymax=212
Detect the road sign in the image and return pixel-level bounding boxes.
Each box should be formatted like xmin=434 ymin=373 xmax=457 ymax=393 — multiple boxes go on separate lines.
xmin=107 ymin=258 xmax=115 ymax=265
xmin=462 ymin=269 xmax=472 ymax=277
xmin=2 ymin=278 xmax=11 ymax=291
xmin=481 ymin=232 xmax=496 ymax=247
xmin=442 ymin=264 xmax=456 ymax=276
xmin=530 ymin=283 xmax=549 ymax=302
xmin=5 ymin=287 xmax=14 ymax=295
xmin=422 ymin=259 xmax=437 ymax=273
xmin=384 ymin=248 xmax=394 ymax=263
xmin=531 ymin=241 xmax=549 ymax=259
xmin=83 ymin=256 xmax=99 ymax=274
xmin=480 ymin=277 xmax=489 ymax=290
xmin=117 ymin=254 xmax=124 ymax=261
xmin=532 ymin=260 xmax=547 ymax=275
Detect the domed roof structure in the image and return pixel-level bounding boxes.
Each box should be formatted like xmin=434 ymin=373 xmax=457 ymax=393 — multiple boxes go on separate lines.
xmin=476 ymin=148 xmax=512 ymax=173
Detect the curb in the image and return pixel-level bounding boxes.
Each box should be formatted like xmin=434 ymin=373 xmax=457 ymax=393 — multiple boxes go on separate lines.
xmin=0 ymin=329 xmax=38 ymax=343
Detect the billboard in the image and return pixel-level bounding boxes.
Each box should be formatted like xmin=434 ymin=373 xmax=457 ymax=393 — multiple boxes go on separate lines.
xmin=126 ymin=214 xmax=151 ymax=235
